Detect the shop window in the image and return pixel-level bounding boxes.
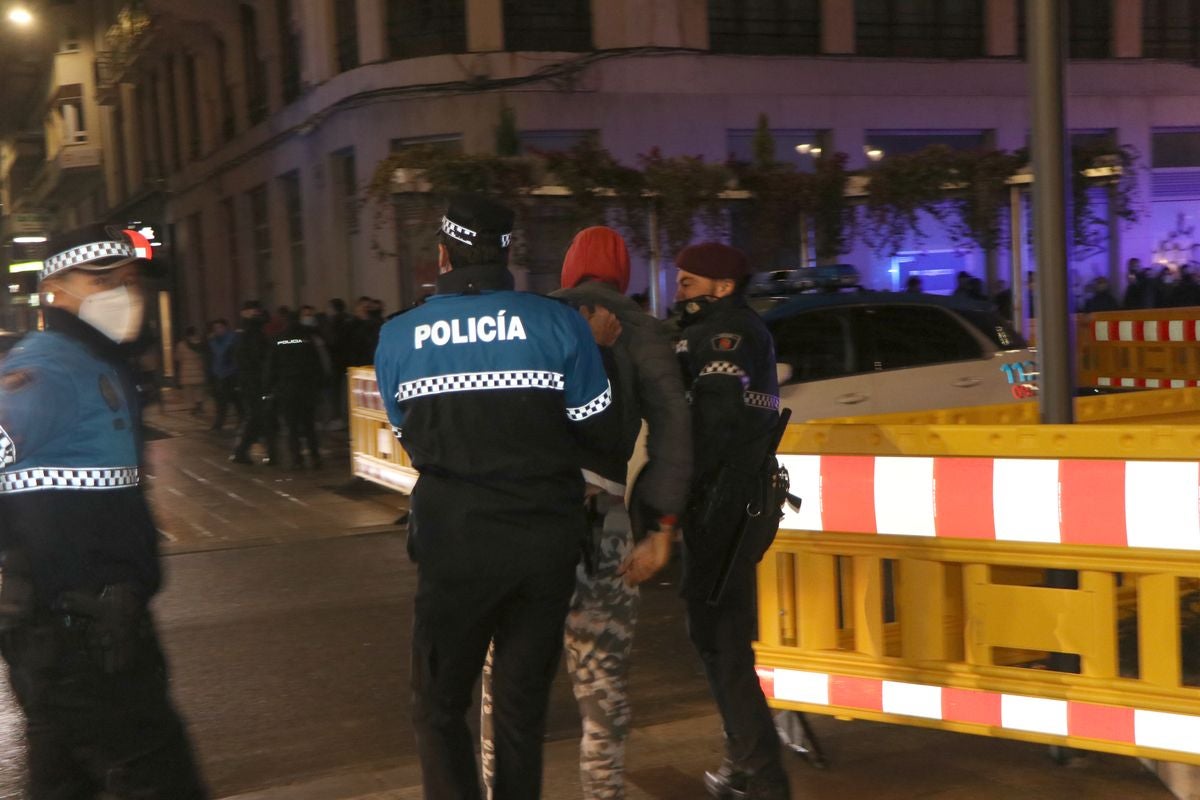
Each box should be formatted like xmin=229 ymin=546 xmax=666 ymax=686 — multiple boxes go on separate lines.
xmin=517 ymin=130 xmax=598 ymax=155
xmin=1153 ymin=130 xmax=1200 ymax=169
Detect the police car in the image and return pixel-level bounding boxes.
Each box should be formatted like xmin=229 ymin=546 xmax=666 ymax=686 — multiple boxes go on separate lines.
xmin=753 ymin=271 xmax=1038 ymax=420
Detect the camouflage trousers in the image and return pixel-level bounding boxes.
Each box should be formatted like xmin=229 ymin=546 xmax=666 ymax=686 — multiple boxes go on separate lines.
xmin=482 ymin=493 xmax=640 ymax=800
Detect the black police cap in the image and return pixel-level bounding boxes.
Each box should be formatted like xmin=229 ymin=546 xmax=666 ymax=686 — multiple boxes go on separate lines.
xmin=440 ymin=194 xmax=514 ymax=250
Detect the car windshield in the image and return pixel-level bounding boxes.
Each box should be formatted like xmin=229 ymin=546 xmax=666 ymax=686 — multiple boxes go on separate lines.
xmin=954 ymin=309 xmax=1028 ymax=350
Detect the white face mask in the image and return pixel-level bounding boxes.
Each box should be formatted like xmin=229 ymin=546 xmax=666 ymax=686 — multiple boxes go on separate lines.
xmin=77 ymin=284 xmax=145 ymax=343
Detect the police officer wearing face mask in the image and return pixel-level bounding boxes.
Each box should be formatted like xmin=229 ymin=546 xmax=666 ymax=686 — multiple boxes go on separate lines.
xmin=672 ymin=243 xmax=790 ymax=800
xmin=0 ymin=223 xmax=207 ymax=798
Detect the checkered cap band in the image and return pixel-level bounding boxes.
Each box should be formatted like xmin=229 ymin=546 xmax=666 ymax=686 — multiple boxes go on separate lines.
xmin=396 ymin=370 xmax=565 ymax=402
xmin=744 ymin=391 xmax=781 ymax=412
xmin=41 ymin=240 xmax=137 ymax=280
xmin=699 ymin=360 xmax=747 ymax=378
xmin=566 ymin=383 xmax=612 ymax=421
xmin=0 ymin=424 xmax=14 ymax=468
xmin=0 ymin=466 xmax=139 ymax=494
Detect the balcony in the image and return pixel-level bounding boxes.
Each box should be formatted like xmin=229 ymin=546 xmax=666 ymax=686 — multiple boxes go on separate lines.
xmin=100 ymin=3 xmax=153 ymax=82
xmin=29 ymin=142 xmax=103 ymax=205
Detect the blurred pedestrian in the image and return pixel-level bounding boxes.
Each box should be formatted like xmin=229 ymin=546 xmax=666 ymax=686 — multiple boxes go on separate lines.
xmin=0 ymin=223 xmax=206 ymax=798
xmin=265 ymin=311 xmax=324 ymax=469
xmin=904 ymin=275 xmax=923 ymax=293
xmin=374 ymin=195 xmax=620 ymax=800
xmin=1082 ymin=277 xmax=1119 ymax=312
xmin=1122 ymin=259 xmax=1157 ymax=309
xmin=323 ymin=298 xmax=355 ymax=428
xmin=482 ymin=226 xmax=692 ymax=799
xmin=175 ymin=326 xmax=208 ymax=416
xmin=673 ymin=243 xmax=790 ymax=800
xmin=229 ymin=302 xmax=277 ymax=465
xmin=208 ymin=318 xmax=241 ymax=432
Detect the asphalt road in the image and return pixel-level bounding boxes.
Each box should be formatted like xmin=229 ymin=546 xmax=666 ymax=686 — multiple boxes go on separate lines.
xmin=0 ymin=532 xmax=710 ymax=798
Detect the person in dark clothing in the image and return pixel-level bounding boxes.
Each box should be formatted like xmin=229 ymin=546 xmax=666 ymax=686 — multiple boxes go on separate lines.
xmin=264 ymin=313 xmax=324 ymax=469
xmin=1167 ymin=266 xmax=1200 ymax=308
xmin=229 ymin=303 xmax=277 ymax=465
xmin=0 ymin=223 xmax=206 ymax=799
xmin=1122 ymin=259 xmax=1157 ymax=309
xmin=673 ymin=243 xmax=790 ymax=800
xmin=323 ymin=298 xmax=356 ymax=426
xmin=208 ymin=319 xmax=241 ymax=431
xmin=374 ymin=195 xmax=620 ymax=800
xmin=1082 ymin=277 xmax=1120 ymax=313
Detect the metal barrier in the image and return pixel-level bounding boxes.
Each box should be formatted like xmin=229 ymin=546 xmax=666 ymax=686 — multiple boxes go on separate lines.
xmin=1078 ymin=308 xmax=1200 ymax=389
xmin=348 ymin=366 xmax=417 ymax=493
xmin=759 ymin=419 xmax=1200 ymax=765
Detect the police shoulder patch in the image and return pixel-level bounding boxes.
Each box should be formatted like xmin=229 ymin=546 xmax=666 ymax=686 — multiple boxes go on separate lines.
xmin=711 ymin=333 xmax=742 ymax=352
xmin=0 ymin=369 xmax=34 ymax=393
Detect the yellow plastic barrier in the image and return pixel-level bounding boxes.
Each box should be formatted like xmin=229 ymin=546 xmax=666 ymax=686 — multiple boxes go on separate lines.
xmin=1078 ymin=308 xmax=1200 ymax=389
xmin=348 ymin=366 xmax=417 ymax=492
xmin=759 ymin=418 xmax=1200 ymax=766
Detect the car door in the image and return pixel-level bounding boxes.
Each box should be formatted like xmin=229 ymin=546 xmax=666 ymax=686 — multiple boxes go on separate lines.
xmin=771 ymin=307 xmax=877 ymax=420
xmin=859 ymin=304 xmax=1002 ymax=412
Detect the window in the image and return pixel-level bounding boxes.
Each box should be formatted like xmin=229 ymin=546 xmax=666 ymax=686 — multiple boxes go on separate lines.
xmin=334 ymin=0 xmax=360 ymax=72
xmin=241 ymin=3 xmax=268 ymax=124
xmin=216 ymin=38 xmax=235 ymax=141
xmin=184 ymin=55 xmax=201 ymax=160
xmin=771 ymin=309 xmax=857 ymax=382
xmin=188 ymin=212 xmax=208 ymax=322
xmin=61 ymin=99 xmax=87 ymax=143
xmin=390 ymin=134 xmax=463 ymax=154
xmin=386 ymin=0 xmax=466 ymax=60
xmin=1153 ymin=130 xmax=1200 ymax=168
xmin=856 ymin=0 xmax=983 ymax=58
xmin=709 ymin=0 xmax=820 ymax=55
xmin=332 ymin=149 xmax=358 ymax=234
xmin=862 ymin=305 xmax=982 ymax=370
xmin=279 ymin=171 xmax=306 ymax=304
xmin=222 ymin=197 xmax=242 ymax=306
xmin=247 ymin=184 xmax=272 ymax=302
xmin=1144 ymin=0 xmax=1200 ymax=62
xmin=726 ymin=128 xmax=826 ymax=170
xmin=278 ymin=0 xmax=301 ymax=103
xmin=165 ymin=58 xmax=181 ymax=169
xmin=503 ymin=0 xmax=591 ymax=51
xmin=865 ymin=130 xmax=991 ymax=159
xmin=143 ymin=77 xmax=165 ymax=179
xmin=1017 ymin=0 xmax=1112 ymax=59
xmin=517 ymin=130 xmax=597 ymax=155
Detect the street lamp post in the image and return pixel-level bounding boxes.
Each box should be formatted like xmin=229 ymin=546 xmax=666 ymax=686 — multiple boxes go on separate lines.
xmin=1028 ymin=0 xmax=1075 ymax=425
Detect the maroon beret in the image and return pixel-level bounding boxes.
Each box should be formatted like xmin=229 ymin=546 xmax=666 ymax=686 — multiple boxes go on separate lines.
xmin=675 ymin=242 xmax=749 ymax=281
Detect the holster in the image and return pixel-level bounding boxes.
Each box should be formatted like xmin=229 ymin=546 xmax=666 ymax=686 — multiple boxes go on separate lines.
xmin=56 ymin=583 xmax=149 ymax=674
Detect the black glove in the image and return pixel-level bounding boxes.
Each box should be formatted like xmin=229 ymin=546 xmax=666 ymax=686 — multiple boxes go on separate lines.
xmin=58 ymin=584 xmax=146 ymax=674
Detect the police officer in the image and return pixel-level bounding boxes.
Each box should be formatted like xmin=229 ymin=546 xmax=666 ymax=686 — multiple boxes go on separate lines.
xmin=229 ymin=301 xmax=277 ymax=465
xmin=264 ymin=311 xmax=324 ymax=469
xmin=673 ymin=243 xmax=790 ymax=800
xmin=0 ymin=223 xmax=206 ymax=798
xmin=374 ymin=195 xmax=619 ymax=800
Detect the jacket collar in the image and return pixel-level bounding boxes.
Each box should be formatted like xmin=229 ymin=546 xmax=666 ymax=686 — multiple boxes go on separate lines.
xmin=436 ymin=264 xmax=515 ymax=295
xmin=679 ymin=293 xmax=745 ymax=327
xmin=42 ymin=306 xmax=128 ymax=363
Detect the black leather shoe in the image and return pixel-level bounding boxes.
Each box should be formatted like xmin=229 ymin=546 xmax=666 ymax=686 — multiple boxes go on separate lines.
xmin=704 ymin=762 xmax=748 ymax=800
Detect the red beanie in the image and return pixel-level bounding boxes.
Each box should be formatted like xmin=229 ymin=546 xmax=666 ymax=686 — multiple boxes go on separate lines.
xmin=675 ymin=242 xmax=749 ymax=281
xmin=561 ymin=226 xmax=630 ymax=294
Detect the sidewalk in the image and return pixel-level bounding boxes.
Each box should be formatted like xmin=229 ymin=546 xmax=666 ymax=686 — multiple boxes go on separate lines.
xmin=220 ymin=711 xmax=1171 ymax=800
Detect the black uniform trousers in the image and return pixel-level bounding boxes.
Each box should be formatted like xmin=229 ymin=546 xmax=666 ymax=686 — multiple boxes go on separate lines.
xmin=211 ymin=375 xmax=242 ymax=431
xmin=0 ymin=612 xmax=206 ymax=799
xmin=279 ymin=392 xmax=320 ymax=466
xmin=411 ymin=547 xmax=576 ymax=800
xmin=233 ymin=395 xmax=277 ymax=461
xmin=684 ymin=547 xmax=787 ymax=786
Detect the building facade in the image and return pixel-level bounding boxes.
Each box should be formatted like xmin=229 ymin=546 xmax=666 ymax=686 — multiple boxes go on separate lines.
xmin=2 ymin=0 xmax=1200 ymax=329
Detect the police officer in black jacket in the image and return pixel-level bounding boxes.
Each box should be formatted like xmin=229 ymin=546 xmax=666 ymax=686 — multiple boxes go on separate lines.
xmin=264 ymin=312 xmax=324 ymax=469
xmin=673 ymin=243 xmax=790 ymax=800
xmin=0 ymin=223 xmax=206 ymax=798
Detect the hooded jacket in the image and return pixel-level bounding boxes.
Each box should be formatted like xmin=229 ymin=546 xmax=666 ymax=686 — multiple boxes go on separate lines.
xmin=554 ymin=227 xmax=692 ymax=526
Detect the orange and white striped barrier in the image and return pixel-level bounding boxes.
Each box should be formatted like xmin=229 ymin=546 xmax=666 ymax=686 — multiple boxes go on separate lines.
xmin=780 ymin=453 xmax=1200 ymax=550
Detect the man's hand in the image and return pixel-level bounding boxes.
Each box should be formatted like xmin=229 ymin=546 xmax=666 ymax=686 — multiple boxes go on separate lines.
xmin=618 ymin=526 xmax=673 ymax=587
xmin=579 ymin=305 xmax=622 ymax=348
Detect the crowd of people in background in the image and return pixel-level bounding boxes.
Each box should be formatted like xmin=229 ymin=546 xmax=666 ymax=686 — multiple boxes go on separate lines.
xmin=171 ymin=295 xmax=388 ymax=468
